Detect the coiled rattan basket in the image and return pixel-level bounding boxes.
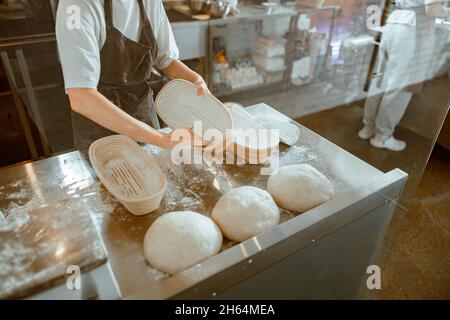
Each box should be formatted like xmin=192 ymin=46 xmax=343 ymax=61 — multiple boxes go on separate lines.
xmin=89 ymin=135 xmax=167 ymax=216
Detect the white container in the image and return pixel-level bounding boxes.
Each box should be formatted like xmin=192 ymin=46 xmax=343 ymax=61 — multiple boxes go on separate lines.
xmin=252 ymin=54 xmax=286 ymax=72
xmin=229 ymin=104 xmax=279 ymax=164
xmin=253 ymin=37 xmax=287 ymax=58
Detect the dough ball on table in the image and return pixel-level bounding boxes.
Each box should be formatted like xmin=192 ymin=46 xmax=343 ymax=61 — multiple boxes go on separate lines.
xmin=212 ymin=186 xmax=280 ymax=242
xmin=143 ymin=211 xmax=222 ymax=275
xmin=267 ymin=164 xmax=334 ymax=212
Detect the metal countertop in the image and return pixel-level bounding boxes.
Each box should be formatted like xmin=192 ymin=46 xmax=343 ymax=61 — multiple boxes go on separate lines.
xmin=0 ymin=103 xmax=405 ymax=299
xmin=0 ymin=158 xmax=108 ymax=299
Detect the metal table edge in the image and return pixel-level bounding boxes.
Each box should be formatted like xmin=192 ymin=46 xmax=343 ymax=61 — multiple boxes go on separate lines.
xmin=128 ymin=169 xmax=408 ymax=299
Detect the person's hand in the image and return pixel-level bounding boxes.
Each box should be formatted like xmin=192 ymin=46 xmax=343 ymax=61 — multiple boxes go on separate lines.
xmin=193 ymin=77 xmax=209 ymax=96
xmin=159 ymin=129 xmax=191 ymax=149
xmin=158 ymin=128 xmax=208 ymax=149
xmin=159 ymin=132 xmax=178 ymax=150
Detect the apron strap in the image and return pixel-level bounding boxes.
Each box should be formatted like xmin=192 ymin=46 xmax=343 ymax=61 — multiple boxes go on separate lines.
xmin=137 ymin=0 xmax=149 ymax=25
xmin=104 ymin=0 xmax=114 ymax=29
xmin=137 ymin=0 xmax=156 ymax=46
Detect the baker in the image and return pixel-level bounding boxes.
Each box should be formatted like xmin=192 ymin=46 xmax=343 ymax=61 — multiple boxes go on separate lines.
xmin=359 ymin=0 xmax=449 ymax=151
xmin=56 ymin=0 xmax=208 ymax=150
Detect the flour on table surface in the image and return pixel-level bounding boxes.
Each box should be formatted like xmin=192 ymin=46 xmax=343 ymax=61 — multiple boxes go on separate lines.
xmin=145 ymin=266 xmax=169 ymax=281
xmin=0 ymin=241 xmax=38 ymax=296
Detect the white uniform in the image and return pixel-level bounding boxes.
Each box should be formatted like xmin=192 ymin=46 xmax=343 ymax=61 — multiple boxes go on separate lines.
xmin=56 ymin=0 xmax=179 ymax=90
xmin=363 ymin=0 xmax=444 ymax=136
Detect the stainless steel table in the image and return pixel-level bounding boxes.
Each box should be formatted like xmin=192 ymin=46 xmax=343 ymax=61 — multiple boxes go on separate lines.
xmin=0 ymin=103 xmax=408 ymax=299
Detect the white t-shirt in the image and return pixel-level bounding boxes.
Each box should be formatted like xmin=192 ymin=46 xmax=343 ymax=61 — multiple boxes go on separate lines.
xmin=388 ymin=0 xmax=445 ymax=25
xmin=396 ymin=0 xmax=443 ymax=8
xmin=56 ymin=0 xmax=179 ymax=90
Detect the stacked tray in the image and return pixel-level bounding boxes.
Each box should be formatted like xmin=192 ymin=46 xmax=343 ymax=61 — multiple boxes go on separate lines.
xmin=252 ymin=114 xmax=300 ymax=147
xmin=228 ymin=104 xmax=279 ymax=164
xmin=155 ymin=81 xmax=280 ymax=163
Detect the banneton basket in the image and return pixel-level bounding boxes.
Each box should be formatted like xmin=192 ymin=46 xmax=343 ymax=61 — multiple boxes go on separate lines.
xmin=253 ymin=114 xmax=300 ymax=146
xmin=229 ymin=104 xmax=279 ymax=164
xmin=154 ymin=79 xmax=233 ymax=150
xmin=89 ymin=135 xmax=167 ymax=216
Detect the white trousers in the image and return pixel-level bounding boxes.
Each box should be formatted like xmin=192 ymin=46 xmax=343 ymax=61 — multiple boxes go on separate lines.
xmin=363 ymin=18 xmax=436 ymax=136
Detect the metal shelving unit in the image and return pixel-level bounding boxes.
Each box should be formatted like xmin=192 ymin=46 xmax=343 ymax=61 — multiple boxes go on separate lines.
xmin=0 ymin=0 xmax=60 ymax=161
xmin=207 ymin=4 xmax=340 ymax=99
xmin=0 ymin=33 xmax=58 ymax=158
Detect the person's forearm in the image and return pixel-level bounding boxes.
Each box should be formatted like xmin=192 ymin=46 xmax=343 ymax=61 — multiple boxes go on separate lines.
xmin=162 ymin=59 xmax=202 ymax=83
xmin=161 ymin=59 xmax=209 ymax=95
xmin=68 ymin=88 xmax=167 ymax=147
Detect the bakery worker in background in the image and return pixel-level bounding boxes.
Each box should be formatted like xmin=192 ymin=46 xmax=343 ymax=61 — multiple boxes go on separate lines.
xmin=56 ymin=0 xmax=208 ymax=150
xmin=359 ymin=0 xmax=449 ymax=151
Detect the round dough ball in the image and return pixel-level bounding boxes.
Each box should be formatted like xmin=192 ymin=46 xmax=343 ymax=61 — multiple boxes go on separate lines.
xmin=267 ymin=164 xmax=334 ymax=212
xmin=143 ymin=211 xmax=222 ymax=275
xmin=212 ymin=186 xmax=280 ymax=242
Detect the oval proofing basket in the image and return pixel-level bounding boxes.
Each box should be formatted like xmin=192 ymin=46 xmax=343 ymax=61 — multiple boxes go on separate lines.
xmin=230 ymin=104 xmax=280 ymax=164
xmin=89 ymin=135 xmax=167 ymax=216
xmin=155 ymin=79 xmax=234 ymax=150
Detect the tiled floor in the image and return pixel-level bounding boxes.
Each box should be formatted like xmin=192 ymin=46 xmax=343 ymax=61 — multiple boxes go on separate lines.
xmin=297 ymin=105 xmax=450 ymax=299
xmin=298 ymin=103 xmax=434 ymax=201
xmin=368 ymin=145 xmax=450 ymax=299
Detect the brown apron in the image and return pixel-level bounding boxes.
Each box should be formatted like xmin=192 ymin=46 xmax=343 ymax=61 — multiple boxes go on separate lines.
xmin=71 ymin=0 xmax=160 ymax=150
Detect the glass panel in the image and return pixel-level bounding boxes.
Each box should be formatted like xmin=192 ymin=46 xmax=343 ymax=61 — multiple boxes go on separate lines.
xmin=214 ymin=0 xmax=450 ymax=205
xmin=211 ymin=1 xmax=449 ymax=296
xmin=1 ymin=40 xmax=72 ymax=155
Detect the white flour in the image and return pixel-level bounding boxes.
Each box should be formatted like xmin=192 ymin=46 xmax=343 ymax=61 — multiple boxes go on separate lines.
xmin=145 ymin=266 xmax=169 ymax=281
xmin=0 ymin=240 xmax=37 ymax=296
